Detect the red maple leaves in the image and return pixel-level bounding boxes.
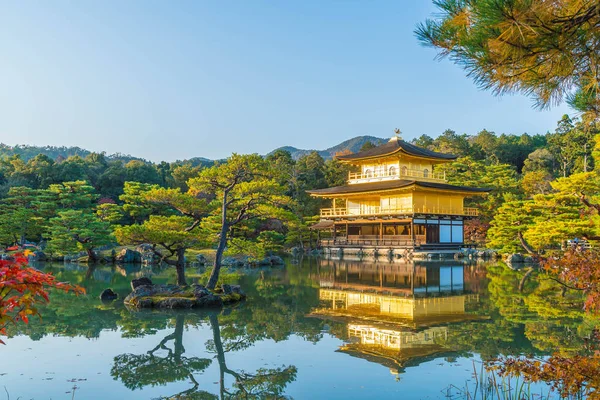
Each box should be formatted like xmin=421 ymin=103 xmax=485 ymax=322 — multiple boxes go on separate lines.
xmin=0 ymin=253 xmax=84 ymax=344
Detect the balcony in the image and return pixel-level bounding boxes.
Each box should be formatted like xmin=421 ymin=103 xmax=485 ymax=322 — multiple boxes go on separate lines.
xmin=348 ymin=168 xmax=446 ymax=184
xmin=320 ymin=206 xmax=478 ymax=218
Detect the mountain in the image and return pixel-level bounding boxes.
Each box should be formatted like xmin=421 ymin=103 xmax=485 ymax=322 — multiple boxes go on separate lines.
xmin=270 ymin=135 xmax=387 ymax=160
xmin=0 ymin=135 xmax=388 ymax=165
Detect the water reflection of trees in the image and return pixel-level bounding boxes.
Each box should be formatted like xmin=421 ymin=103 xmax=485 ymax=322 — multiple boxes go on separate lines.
xmin=207 ymin=313 xmax=297 ymax=399
xmin=9 ymin=259 xmax=600 ymax=396
xmin=109 ymin=311 xmax=297 ymax=399
xmin=111 ymin=314 xmax=212 ymax=397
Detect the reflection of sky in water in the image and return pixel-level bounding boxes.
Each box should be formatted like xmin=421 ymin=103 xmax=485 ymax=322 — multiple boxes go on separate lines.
xmin=0 ymin=259 xmax=556 ymax=399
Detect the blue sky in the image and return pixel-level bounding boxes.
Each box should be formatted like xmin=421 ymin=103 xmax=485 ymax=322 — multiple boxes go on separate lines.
xmin=0 ymin=1 xmax=571 ymax=162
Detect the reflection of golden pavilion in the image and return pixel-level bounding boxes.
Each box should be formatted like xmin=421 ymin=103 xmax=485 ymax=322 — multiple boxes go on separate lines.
xmin=340 ymin=325 xmax=450 ymax=373
xmin=318 ymin=288 xmax=478 ymax=327
xmin=309 ymin=258 xmax=487 ymax=373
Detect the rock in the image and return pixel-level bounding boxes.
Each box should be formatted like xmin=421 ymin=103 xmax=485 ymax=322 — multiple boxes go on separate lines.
xmin=141 ymin=253 xmax=159 ymax=265
xmin=135 ymin=243 xmax=154 ymax=253
xmin=28 ymin=251 xmax=47 ymax=262
xmin=222 ymin=284 xmax=234 ymax=295
xmin=153 ymin=297 xmax=196 ymax=309
xmin=221 ymin=257 xmax=245 ymax=267
xmin=131 ymin=277 xmax=153 ymax=291
xmin=137 ymin=298 xmax=154 ymax=308
xmin=191 ymin=283 xmax=210 ymax=298
xmin=291 ymin=247 xmax=302 ymax=257
xmin=477 ymin=250 xmax=488 ymax=258
xmin=100 ymin=288 xmax=118 ymax=301
xmin=195 ymin=294 xmax=224 ymax=308
xmin=115 ymin=248 xmax=142 ymax=264
xmin=124 ymin=282 xmax=241 ymax=309
xmin=506 ymin=253 xmax=525 ymax=264
xmin=196 ymin=254 xmax=207 ymax=265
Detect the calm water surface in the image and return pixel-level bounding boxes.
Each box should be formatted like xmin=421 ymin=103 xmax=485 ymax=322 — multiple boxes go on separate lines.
xmin=0 ymin=257 xmax=577 ymax=399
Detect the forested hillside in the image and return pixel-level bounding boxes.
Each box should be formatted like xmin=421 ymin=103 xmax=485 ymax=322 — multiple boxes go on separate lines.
xmin=270 ymin=135 xmax=386 ymax=160
xmin=0 ymin=144 xmax=141 ymax=163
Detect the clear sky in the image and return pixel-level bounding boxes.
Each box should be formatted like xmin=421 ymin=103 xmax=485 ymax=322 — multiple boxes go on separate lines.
xmin=0 ymin=1 xmax=571 ymax=162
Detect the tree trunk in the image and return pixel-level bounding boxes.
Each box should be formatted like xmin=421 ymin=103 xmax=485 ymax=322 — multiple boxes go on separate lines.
xmin=86 ymin=248 xmax=98 ymax=263
xmin=176 ymin=247 xmax=187 ymax=286
xmin=517 ymin=231 xmax=537 ymax=256
xmin=207 ymin=191 xmax=229 ymax=290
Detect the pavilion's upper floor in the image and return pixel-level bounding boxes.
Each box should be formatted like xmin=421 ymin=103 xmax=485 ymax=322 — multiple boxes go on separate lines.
xmin=336 ymin=136 xmax=456 ymax=185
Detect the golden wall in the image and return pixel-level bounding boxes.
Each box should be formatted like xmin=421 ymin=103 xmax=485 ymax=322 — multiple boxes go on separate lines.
xmin=345 ymin=192 xmax=465 ymax=215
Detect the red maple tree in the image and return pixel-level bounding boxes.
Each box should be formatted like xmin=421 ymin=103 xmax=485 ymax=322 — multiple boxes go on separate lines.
xmin=0 ymin=254 xmax=84 ymax=344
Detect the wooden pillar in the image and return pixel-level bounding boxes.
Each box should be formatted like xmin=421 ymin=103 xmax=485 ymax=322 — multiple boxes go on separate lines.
xmin=410 ymin=263 xmax=415 ymax=296
xmin=379 ymin=221 xmax=383 ymax=242
xmin=333 ymin=224 xmax=337 ymax=242
xmin=410 ymin=219 xmax=415 ymax=247
xmin=332 ymin=198 xmax=336 ymax=215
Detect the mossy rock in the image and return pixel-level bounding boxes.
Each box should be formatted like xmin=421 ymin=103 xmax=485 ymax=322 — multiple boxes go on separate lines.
xmin=124 ymin=283 xmax=246 ymax=309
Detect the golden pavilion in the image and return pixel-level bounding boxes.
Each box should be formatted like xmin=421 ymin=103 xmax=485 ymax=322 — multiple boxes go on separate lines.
xmin=308 ymin=134 xmax=489 ymax=252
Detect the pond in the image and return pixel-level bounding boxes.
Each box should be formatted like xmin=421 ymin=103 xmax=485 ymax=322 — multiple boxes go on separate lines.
xmin=0 ymin=257 xmax=588 ymax=399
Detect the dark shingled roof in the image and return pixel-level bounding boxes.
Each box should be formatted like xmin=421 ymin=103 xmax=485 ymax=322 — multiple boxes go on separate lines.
xmin=307 ymin=179 xmax=491 ymax=196
xmin=336 ymin=138 xmax=457 ymax=162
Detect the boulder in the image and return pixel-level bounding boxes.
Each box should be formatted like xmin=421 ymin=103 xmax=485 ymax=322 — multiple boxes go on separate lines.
xmin=192 ymin=283 xmax=210 ymax=298
xmin=116 ymin=249 xmax=142 ymax=264
xmin=476 ymin=250 xmax=488 ymax=259
xmin=141 ymin=253 xmax=159 ymax=265
xmin=152 ymin=297 xmax=196 ymax=309
xmin=100 ymin=288 xmax=118 ymax=301
xmin=195 ymin=294 xmax=224 ymax=308
xmin=196 ymin=254 xmax=207 ymax=265
xmin=135 ymin=243 xmax=154 ymax=253
xmin=131 ymin=277 xmax=153 ymax=291
xmin=222 ymin=284 xmax=244 ymax=295
xmin=124 ymin=282 xmax=240 ymax=309
xmin=506 ymin=253 xmax=525 ymax=264
xmin=222 ymin=257 xmax=245 ymax=267
xmin=28 ymin=251 xmax=47 ymax=262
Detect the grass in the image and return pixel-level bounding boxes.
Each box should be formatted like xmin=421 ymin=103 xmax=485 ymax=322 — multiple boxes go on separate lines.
xmin=441 ymin=361 xmax=554 ymax=400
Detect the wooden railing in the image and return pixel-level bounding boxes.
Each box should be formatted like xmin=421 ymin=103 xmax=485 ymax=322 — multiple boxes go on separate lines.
xmin=348 ymin=168 xmax=446 ymax=184
xmin=320 ymin=206 xmax=478 ymax=218
xmin=320 ymin=235 xmax=426 ymax=248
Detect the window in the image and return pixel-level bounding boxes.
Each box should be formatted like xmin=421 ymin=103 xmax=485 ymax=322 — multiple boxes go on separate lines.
xmin=401 ymin=166 xmax=408 ymax=176
xmin=423 ymin=169 xmax=429 ymax=178
xmin=388 ymin=166 xmax=396 ymax=176
xmin=365 ymin=169 xmax=373 ymax=178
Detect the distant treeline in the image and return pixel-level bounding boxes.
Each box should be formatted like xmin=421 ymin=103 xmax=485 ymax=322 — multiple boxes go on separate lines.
xmin=0 ymin=114 xmax=593 ymax=215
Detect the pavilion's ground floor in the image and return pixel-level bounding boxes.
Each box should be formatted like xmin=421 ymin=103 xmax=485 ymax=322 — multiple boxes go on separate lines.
xmin=313 ymin=216 xmax=468 ymax=251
